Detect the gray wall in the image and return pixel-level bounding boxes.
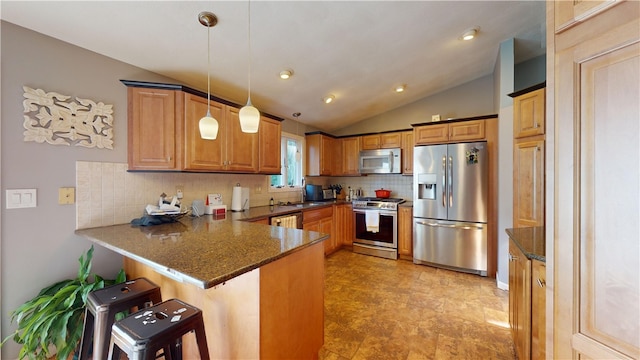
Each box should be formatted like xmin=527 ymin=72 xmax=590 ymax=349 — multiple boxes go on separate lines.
xmin=0 ymin=21 xmax=179 ymax=358
xmin=515 ymin=54 xmax=546 ymax=91
xmin=496 ymin=38 xmax=516 ymax=288
xmin=332 ymin=74 xmax=495 ymax=135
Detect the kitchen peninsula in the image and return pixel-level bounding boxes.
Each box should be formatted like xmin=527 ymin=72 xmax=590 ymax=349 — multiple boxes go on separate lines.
xmin=75 ymin=211 xmax=328 ymax=359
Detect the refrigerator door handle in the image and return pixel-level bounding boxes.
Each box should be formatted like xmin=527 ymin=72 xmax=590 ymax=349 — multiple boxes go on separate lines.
xmin=448 ymin=156 xmax=453 ymax=207
xmin=442 ymin=156 xmax=447 ymax=207
xmin=415 ymin=220 xmax=484 ymax=231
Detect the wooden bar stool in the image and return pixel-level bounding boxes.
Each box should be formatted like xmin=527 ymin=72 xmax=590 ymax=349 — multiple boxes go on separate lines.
xmin=79 ymin=277 xmax=161 ymax=360
xmin=107 ymin=298 xmax=210 ymax=360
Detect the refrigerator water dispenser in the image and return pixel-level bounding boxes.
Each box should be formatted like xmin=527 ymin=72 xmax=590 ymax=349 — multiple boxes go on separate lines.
xmin=417 ymin=173 xmax=437 ymax=200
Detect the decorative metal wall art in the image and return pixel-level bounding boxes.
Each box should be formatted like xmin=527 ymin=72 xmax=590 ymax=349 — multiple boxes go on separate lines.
xmin=22 ymin=86 xmax=114 ymax=149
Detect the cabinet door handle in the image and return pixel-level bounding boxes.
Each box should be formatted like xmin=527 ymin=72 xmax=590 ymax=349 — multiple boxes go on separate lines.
xmin=537 ymin=278 xmax=545 ymax=287
xmin=508 ymin=253 xmax=518 ymax=261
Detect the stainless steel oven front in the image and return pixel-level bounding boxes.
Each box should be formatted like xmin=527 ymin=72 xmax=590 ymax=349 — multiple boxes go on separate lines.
xmin=353 ymin=208 xmax=398 ymax=260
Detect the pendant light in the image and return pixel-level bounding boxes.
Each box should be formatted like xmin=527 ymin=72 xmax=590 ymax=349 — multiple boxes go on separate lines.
xmin=198 ymin=11 xmax=219 ymax=140
xmin=239 ymin=0 xmax=260 ymax=133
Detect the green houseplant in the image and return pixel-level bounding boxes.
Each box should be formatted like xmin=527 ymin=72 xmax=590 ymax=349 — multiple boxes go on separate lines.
xmin=2 ymin=246 xmax=126 ymax=360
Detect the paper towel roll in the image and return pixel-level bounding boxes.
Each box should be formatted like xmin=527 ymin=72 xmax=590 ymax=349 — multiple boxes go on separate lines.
xmin=232 ymin=185 xmax=252 ymax=212
xmin=231 ymin=185 xmax=242 ymax=211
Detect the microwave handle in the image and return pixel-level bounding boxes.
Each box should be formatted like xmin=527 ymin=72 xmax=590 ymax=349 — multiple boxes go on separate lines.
xmin=388 ymin=151 xmax=394 ymax=170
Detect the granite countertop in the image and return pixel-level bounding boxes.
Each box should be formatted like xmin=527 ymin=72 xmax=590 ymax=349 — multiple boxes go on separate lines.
xmin=505 ymin=227 xmax=545 ymax=262
xmin=75 ymin=211 xmax=330 ymax=289
xmin=232 ymin=200 xmax=347 ymax=222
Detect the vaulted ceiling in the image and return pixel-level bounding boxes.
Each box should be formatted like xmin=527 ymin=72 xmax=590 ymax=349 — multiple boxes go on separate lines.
xmin=1 ymin=1 xmax=546 ymax=132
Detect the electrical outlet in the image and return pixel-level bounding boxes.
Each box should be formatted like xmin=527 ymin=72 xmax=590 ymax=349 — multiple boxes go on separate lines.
xmin=255 ymin=185 xmax=262 ymax=194
xmin=175 ymin=185 xmax=184 ymax=199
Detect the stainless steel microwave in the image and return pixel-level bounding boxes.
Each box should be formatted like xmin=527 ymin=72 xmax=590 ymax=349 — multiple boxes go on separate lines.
xmin=359 ymin=148 xmax=401 ymax=174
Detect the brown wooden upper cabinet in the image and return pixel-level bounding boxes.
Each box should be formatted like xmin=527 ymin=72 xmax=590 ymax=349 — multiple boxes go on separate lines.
xmin=414 ymin=120 xmax=485 ymax=145
xmin=127 ymin=87 xmax=183 ymax=171
xmin=183 ymin=93 xmax=258 ymax=172
xmin=258 ymin=116 xmax=282 ymax=174
xmin=361 ymin=132 xmax=402 ymax=150
xmin=341 ymin=136 xmax=361 ymax=176
xmin=124 ymin=82 xmax=281 ymax=173
xmin=514 ymin=88 xmax=545 ymax=139
xmin=401 ymin=131 xmax=413 ymax=175
xmin=306 ymin=133 xmax=334 ymax=176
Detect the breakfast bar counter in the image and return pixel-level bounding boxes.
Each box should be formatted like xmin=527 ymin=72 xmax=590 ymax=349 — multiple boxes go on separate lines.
xmin=75 ymin=214 xmax=328 ymax=359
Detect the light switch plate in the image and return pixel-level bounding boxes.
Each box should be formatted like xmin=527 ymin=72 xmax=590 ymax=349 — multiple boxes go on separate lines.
xmin=6 ymin=189 xmax=37 ymax=209
xmin=58 ymin=187 xmax=75 ymax=205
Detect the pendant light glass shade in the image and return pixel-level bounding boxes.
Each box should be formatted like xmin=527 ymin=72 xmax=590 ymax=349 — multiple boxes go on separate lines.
xmin=239 ymin=0 xmax=260 ymax=133
xmin=199 ymin=110 xmax=219 ymax=139
xmin=198 ymin=11 xmax=219 ymax=140
xmin=239 ymin=100 xmax=260 ymax=133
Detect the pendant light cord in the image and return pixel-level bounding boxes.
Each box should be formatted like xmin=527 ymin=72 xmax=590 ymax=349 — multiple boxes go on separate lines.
xmin=206 ymin=24 xmax=212 ymax=115
xmin=247 ymin=0 xmax=252 ymax=104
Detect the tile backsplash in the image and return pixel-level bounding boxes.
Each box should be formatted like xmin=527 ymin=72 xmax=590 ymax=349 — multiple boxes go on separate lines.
xmin=76 ymin=161 xmax=302 ymax=229
xmin=76 ymin=161 xmax=413 ymax=229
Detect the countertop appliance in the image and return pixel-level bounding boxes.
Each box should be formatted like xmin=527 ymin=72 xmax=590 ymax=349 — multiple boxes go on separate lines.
xmin=352 ymin=197 xmax=405 ymax=260
xmin=359 ymin=148 xmax=401 ymax=174
xmin=305 ymin=184 xmax=323 ymax=201
xmin=413 ymin=141 xmax=488 ymax=276
xmin=322 ymin=189 xmax=336 ymax=200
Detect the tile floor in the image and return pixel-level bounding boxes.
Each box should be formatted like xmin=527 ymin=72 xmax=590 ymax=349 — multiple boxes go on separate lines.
xmin=319 ymin=250 xmax=515 ymax=360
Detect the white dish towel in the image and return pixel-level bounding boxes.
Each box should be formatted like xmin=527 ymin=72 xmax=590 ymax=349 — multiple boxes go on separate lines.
xmin=365 ymin=211 xmax=380 ymax=233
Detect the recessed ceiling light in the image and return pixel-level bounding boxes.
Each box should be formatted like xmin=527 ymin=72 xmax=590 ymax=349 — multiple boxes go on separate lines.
xmin=395 ymin=85 xmax=406 ymax=93
xmin=461 ymin=27 xmax=479 ymax=41
xmin=322 ymin=94 xmax=335 ymax=104
xmin=279 ymin=69 xmax=293 ymax=80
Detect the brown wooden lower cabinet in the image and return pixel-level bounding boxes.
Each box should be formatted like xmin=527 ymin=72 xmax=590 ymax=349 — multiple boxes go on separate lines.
xmin=397 ymin=206 xmax=413 ymax=260
xmin=333 ymin=204 xmax=354 ymax=248
xmin=123 ymin=241 xmax=325 ymax=359
xmin=303 ymin=206 xmax=335 ymax=255
xmin=509 ymin=239 xmax=546 ymax=360
xmin=531 ymin=260 xmax=546 ymax=360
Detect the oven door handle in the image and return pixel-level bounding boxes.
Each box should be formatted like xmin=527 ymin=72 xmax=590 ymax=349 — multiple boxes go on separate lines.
xmin=415 ymin=221 xmax=483 ymax=231
xmin=353 ymin=209 xmax=396 ymax=216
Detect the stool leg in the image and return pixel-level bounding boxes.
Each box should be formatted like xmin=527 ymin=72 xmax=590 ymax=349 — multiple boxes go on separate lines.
xmin=94 ymin=308 xmax=117 ymax=360
xmin=107 ymin=339 xmax=120 ymax=360
xmin=194 ymin=322 xmax=210 ymax=360
xmin=79 ymin=308 xmax=94 ymax=360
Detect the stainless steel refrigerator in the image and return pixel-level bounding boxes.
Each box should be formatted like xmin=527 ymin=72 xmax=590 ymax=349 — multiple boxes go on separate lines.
xmin=413 ymin=141 xmax=488 ymax=276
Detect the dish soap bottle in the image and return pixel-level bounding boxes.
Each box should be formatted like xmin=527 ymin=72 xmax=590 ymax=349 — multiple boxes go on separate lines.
xmin=269 ymin=197 xmax=274 ymax=206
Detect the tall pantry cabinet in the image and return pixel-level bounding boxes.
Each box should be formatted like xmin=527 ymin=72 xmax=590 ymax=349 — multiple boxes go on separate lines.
xmin=510 ymin=86 xmax=545 ymax=228
xmin=548 ymin=1 xmax=639 ymax=359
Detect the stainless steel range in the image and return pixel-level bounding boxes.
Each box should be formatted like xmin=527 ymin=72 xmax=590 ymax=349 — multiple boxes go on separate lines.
xmin=352 ymin=197 xmax=405 ymax=260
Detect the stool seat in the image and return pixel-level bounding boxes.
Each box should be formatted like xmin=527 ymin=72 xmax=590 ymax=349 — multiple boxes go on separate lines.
xmin=79 ymin=277 xmax=161 ymax=360
xmin=108 ymin=298 xmax=210 ymax=360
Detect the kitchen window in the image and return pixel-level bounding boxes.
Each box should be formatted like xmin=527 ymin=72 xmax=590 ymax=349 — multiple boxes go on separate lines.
xmin=270 ymin=132 xmax=304 ymax=190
